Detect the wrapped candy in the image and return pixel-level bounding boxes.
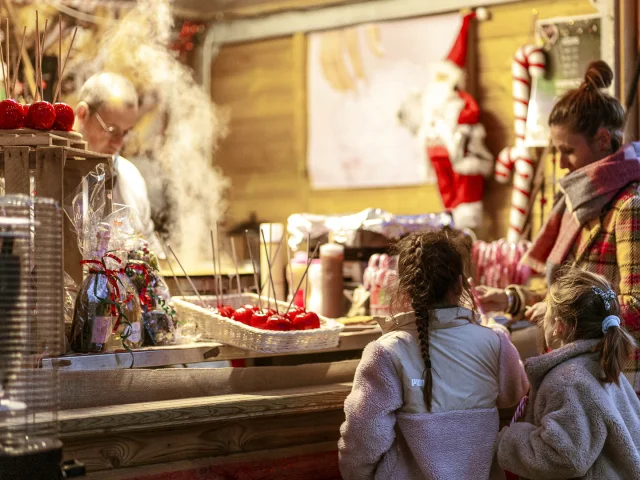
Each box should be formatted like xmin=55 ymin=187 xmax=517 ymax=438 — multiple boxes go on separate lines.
xmin=66 ymin=165 xmax=143 ymax=354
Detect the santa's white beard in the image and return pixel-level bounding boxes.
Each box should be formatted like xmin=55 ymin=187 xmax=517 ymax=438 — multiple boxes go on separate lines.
xmin=423 ymin=82 xmax=458 ymax=110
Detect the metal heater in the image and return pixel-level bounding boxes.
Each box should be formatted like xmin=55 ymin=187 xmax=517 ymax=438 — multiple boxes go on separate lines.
xmin=0 ymin=195 xmax=67 ymax=480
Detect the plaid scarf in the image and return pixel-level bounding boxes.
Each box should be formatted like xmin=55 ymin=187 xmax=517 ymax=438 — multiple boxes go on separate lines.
xmin=522 ymin=143 xmax=640 ymax=279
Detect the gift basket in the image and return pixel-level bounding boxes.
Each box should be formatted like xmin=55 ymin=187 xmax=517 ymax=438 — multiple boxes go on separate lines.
xmin=173 ymin=293 xmax=343 ymax=353
xmin=66 ymin=165 xmax=144 ymax=353
xmin=126 ymin=243 xmax=181 ymax=346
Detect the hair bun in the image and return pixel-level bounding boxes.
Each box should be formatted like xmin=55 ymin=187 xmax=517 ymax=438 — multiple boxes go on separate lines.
xmin=583 ymin=60 xmax=614 ymax=90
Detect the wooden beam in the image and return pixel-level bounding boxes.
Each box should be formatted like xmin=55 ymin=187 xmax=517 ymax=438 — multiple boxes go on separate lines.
xmin=207 ymin=0 xmax=521 ymax=44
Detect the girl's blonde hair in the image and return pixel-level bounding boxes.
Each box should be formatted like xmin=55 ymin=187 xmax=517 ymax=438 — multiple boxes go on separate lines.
xmin=548 ymin=267 xmax=636 ymax=384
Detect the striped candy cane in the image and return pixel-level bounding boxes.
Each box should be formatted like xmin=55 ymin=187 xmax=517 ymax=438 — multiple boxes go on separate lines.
xmin=510 ymin=395 xmax=529 ymax=426
xmin=495 ymin=44 xmax=545 ymax=242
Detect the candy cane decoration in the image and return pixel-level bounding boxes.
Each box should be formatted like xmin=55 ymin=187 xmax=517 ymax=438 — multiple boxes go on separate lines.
xmin=495 ymin=44 xmax=546 ymax=242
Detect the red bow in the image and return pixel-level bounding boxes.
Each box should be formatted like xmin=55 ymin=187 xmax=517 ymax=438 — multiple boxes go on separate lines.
xmin=81 ymin=253 xmax=131 ymax=320
xmin=126 ymin=262 xmax=152 ymax=309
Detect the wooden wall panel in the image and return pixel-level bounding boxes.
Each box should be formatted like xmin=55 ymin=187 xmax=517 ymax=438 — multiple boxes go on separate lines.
xmin=211 ymin=0 xmax=598 ymax=240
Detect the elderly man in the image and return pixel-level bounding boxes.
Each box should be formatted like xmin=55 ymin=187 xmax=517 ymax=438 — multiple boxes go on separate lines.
xmin=74 ymin=72 xmax=163 ymax=255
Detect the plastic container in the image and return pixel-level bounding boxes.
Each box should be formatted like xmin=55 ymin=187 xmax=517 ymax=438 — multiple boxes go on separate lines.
xmin=320 ymin=243 xmax=344 ymax=319
xmin=307 ymin=260 xmax=323 ymax=315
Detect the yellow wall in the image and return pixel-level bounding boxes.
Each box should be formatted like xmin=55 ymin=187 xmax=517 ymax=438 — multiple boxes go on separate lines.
xmin=211 ymin=0 xmax=599 ymax=239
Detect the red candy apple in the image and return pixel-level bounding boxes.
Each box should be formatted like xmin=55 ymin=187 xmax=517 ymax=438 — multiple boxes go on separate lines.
xmin=265 ymin=314 xmax=292 ymax=331
xmin=292 ymin=311 xmax=320 ymax=330
xmin=21 ymin=104 xmax=30 ymax=128
xmin=250 ymin=311 xmax=269 ymax=329
xmin=232 ymin=307 xmax=252 ymax=325
xmin=0 ymin=99 xmax=25 ymax=129
xmin=52 ymin=102 xmax=74 ymax=131
xmin=286 ymin=306 xmax=305 ymax=322
xmin=27 ymin=101 xmax=56 ymax=130
xmin=215 ymin=305 xmax=234 ymax=318
xmin=244 ymin=304 xmax=261 ymax=312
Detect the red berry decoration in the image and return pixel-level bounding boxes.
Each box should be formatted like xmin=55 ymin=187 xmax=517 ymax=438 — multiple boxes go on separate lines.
xmin=27 ymin=101 xmax=56 ymax=130
xmin=292 ymin=311 xmax=321 ymax=330
xmin=232 ymin=307 xmax=252 ymax=325
xmin=250 ymin=311 xmax=269 ymax=329
xmin=0 ymin=99 xmax=25 ymax=129
xmin=52 ymin=102 xmax=75 ymax=131
xmin=265 ymin=314 xmax=292 ymax=331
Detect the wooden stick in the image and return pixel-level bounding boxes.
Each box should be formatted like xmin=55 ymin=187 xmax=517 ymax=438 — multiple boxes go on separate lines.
xmin=5 ymin=18 xmax=9 ymax=99
xmin=155 ymin=232 xmax=185 ymax=298
xmin=57 ymin=15 xmax=61 ymax=103
xmin=305 ymin=234 xmax=310 ymax=311
xmin=35 ymin=11 xmax=39 ymax=101
xmin=167 ymin=244 xmax=204 ymax=308
xmin=261 ymin=229 xmax=279 ymax=314
xmin=231 ymin=238 xmax=242 ymax=296
xmin=245 ymin=230 xmax=263 ymax=311
xmin=210 ymin=230 xmax=219 ymax=308
xmin=285 ymin=235 xmax=294 ymax=304
xmin=0 ymin=26 xmax=7 ymax=98
xmin=11 ymin=26 xmax=25 ymax=99
xmin=53 ymin=26 xmax=76 ymax=104
xmin=216 ymin=224 xmax=224 ymax=304
xmin=40 ymin=17 xmax=47 ymax=100
xmin=286 ymin=243 xmax=320 ymax=315
xmin=266 ymin=224 xmax=272 ymax=310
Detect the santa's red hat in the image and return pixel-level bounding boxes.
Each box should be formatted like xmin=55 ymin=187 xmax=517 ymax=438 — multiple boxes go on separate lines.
xmin=445 ymin=9 xmax=488 ymax=69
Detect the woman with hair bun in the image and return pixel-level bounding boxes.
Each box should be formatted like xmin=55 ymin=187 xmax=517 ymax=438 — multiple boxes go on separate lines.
xmin=477 ymin=61 xmax=640 ymax=388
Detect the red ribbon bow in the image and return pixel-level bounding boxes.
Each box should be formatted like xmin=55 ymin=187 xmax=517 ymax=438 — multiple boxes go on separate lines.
xmin=81 ymin=253 xmax=130 ymax=319
xmin=126 ymin=262 xmax=153 ymax=309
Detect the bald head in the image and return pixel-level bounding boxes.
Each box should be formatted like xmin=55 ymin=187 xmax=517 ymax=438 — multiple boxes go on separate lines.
xmin=75 ymin=72 xmax=139 ymax=155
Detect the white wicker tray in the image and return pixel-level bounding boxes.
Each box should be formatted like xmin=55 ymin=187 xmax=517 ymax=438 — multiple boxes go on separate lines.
xmin=172 ymin=293 xmax=344 ymax=353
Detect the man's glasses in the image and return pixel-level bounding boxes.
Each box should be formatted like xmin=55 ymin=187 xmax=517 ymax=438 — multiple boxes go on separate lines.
xmin=94 ymin=112 xmax=134 ymax=142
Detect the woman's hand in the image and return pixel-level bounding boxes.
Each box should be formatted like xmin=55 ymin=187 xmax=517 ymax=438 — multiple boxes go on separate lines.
xmin=524 ymin=301 xmax=547 ymax=324
xmin=475 ymin=286 xmax=508 ymax=313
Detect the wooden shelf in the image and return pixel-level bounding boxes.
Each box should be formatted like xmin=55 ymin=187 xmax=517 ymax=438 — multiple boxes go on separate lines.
xmin=43 ymin=329 xmax=379 ymax=371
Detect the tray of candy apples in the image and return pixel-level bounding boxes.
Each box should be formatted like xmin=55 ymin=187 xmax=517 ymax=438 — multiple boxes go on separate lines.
xmin=0 ymin=15 xmax=78 ymax=137
xmin=172 ymin=293 xmax=344 ymax=353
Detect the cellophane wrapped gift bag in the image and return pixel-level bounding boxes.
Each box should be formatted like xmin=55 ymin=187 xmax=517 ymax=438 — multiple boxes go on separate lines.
xmin=66 ymin=165 xmax=143 ymax=354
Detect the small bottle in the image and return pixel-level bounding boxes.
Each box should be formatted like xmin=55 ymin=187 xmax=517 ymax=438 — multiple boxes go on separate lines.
xmin=70 ymin=223 xmax=115 ymax=353
xmin=320 ymin=243 xmax=345 ymax=319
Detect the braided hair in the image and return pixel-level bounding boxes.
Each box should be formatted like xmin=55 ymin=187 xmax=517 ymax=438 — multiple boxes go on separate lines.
xmin=394 ymin=229 xmax=475 ymax=411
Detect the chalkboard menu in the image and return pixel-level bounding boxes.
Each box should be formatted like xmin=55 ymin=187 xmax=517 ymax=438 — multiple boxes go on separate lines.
xmin=525 ymin=14 xmax=602 ymax=147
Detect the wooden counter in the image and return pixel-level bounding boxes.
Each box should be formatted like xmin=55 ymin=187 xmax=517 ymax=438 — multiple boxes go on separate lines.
xmin=57 ymin=329 xmax=378 ymax=479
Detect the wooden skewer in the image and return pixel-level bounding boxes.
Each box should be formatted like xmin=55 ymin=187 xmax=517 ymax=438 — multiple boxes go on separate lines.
xmin=286 ymin=243 xmax=320 ymax=315
xmin=57 ymin=15 xmax=61 ymax=104
xmin=305 ymin=234 xmax=311 ymax=311
xmin=167 ymin=244 xmax=204 ymax=308
xmin=231 ymin=238 xmax=242 ymax=297
xmin=267 ymin=224 xmax=273 ymax=310
xmin=216 ymin=224 xmax=224 ymax=305
xmin=261 ymin=229 xmax=279 ymax=314
xmin=245 ymin=230 xmax=263 ymax=312
xmin=155 ymin=232 xmax=185 ymax=298
xmin=12 ymin=26 xmax=25 ymax=99
xmin=35 ymin=12 xmax=39 ymax=101
xmin=5 ymin=18 xmax=9 ymax=99
xmin=0 ymin=26 xmax=7 ymax=98
xmin=285 ymin=234 xmax=294 ymax=304
xmin=210 ymin=230 xmax=219 ymax=309
xmin=53 ymin=26 xmax=76 ymax=104
xmin=40 ymin=17 xmax=47 ymax=100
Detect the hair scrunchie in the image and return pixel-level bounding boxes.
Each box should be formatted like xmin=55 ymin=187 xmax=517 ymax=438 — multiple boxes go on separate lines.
xmin=602 ymin=315 xmax=621 ymax=333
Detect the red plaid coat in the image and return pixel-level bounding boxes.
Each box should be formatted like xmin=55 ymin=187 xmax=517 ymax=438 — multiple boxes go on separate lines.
xmin=568 ymin=181 xmax=640 ymax=331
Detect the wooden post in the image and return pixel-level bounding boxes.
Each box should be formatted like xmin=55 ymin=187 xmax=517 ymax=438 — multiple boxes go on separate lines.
xmin=3 ymin=146 xmax=30 ymax=194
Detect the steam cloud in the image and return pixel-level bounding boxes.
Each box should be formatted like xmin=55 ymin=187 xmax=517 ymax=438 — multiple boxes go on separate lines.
xmin=70 ymin=0 xmax=230 ymax=270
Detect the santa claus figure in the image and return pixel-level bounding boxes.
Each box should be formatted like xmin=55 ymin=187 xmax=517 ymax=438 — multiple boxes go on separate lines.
xmin=399 ymin=10 xmax=492 ymax=229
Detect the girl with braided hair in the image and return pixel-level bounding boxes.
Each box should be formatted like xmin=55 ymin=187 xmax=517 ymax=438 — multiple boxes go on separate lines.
xmin=339 ymin=230 xmax=528 ymax=480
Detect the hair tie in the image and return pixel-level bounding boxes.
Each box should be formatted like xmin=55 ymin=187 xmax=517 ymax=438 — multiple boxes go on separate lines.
xmin=602 ymin=315 xmax=621 ymax=333
xmin=592 ymin=286 xmax=617 ymax=311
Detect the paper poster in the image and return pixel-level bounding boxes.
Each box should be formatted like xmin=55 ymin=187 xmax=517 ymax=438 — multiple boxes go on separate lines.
xmin=307 ymin=14 xmax=461 ymax=190
xmin=525 ymin=14 xmax=602 ymax=147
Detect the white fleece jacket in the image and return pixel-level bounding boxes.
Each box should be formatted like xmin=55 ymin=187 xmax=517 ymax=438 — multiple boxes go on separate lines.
xmin=497 ymin=339 xmax=640 ymax=479
xmin=338 ymin=308 xmax=529 ymax=480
